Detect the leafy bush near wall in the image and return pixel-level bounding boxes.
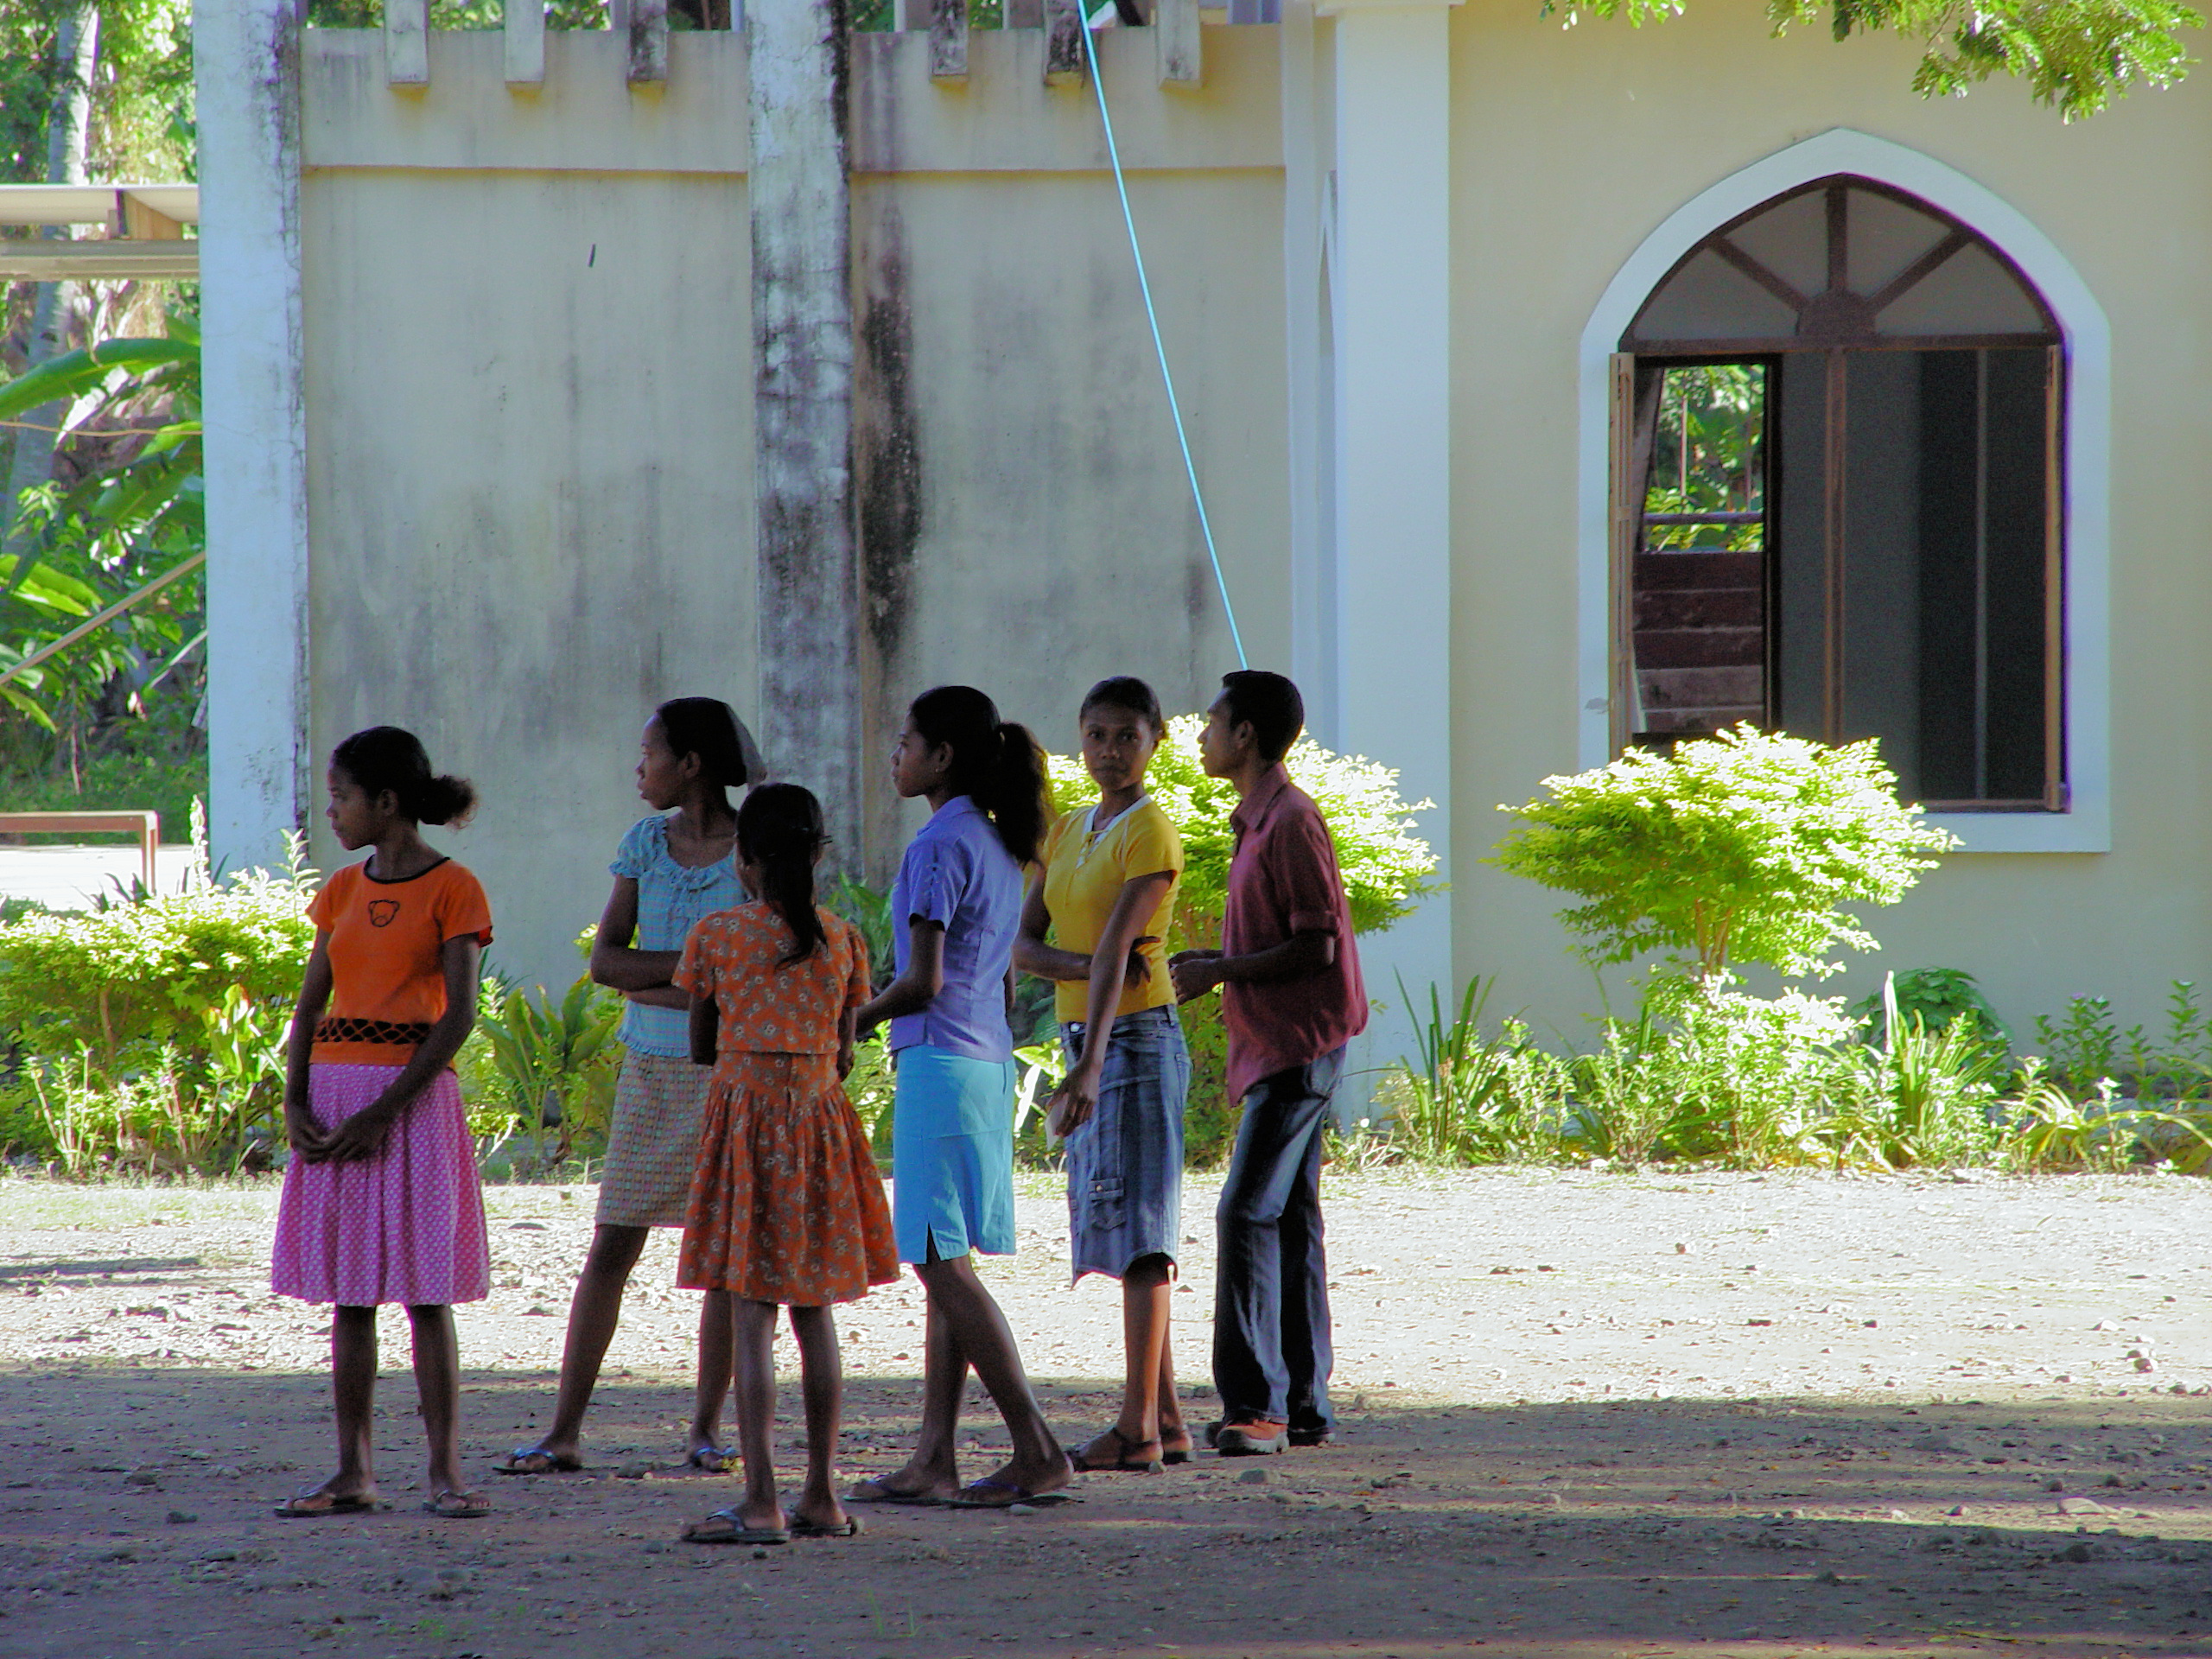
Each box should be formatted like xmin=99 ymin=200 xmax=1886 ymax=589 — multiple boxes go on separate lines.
xmin=1493 ymin=724 xmax=1954 ymax=991
xmin=1371 ymin=969 xmax=2212 ymax=1176
xmin=0 ymin=816 xmax=315 ymax=1173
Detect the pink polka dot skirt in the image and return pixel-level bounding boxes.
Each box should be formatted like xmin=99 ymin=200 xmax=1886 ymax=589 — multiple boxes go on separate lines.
xmin=270 ymin=1064 xmax=490 ymax=1307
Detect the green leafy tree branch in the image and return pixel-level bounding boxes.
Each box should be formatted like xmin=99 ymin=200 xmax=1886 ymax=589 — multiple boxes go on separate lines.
xmin=1545 ymin=0 xmax=2202 ymax=120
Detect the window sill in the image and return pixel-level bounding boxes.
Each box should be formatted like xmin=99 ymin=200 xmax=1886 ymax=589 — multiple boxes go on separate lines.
xmin=1923 ymin=809 xmax=2108 ymax=855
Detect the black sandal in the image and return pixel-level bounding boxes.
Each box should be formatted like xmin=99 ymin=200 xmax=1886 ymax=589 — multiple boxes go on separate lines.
xmin=1067 ymin=1425 xmax=1166 ymax=1473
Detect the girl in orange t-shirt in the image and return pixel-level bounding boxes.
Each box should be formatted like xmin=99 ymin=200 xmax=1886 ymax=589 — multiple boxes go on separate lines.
xmin=671 ymin=784 xmax=897 ymax=1545
xmin=270 ymin=727 xmax=495 ymax=1522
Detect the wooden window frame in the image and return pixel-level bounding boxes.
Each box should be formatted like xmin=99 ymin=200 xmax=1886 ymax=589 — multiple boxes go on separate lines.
xmin=1612 ymin=177 xmax=2067 ymax=811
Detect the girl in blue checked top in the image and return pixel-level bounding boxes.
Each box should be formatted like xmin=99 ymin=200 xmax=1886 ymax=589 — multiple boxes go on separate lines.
xmin=499 ymin=698 xmax=765 ymax=1478
xmin=847 ymin=685 xmax=1074 ymax=1510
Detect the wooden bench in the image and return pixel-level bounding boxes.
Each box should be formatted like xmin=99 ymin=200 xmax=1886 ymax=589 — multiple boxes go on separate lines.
xmin=0 ymin=810 xmax=161 ymax=891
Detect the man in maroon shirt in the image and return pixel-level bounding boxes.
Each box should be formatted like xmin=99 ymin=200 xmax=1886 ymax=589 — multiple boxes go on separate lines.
xmin=1171 ymin=671 xmax=1366 ymax=1456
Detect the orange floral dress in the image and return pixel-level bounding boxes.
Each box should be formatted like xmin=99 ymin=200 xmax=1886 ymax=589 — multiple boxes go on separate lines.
xmin=672 ymin=904 xmax=898 ymax=1306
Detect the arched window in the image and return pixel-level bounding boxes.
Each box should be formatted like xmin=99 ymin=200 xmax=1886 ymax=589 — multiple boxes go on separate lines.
xmin=1611 ymin=175 xmax=2063 ymax=810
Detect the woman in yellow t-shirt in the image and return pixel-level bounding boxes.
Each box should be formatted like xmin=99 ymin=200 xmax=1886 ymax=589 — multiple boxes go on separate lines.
xmin=1015 ymin=676 xmax=1193 ymax=1472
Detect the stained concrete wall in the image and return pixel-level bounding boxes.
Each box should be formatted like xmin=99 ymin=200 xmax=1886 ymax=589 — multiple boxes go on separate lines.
xmin=1446 ymin=0 xmax=2210 ymax=1042
xmin=296 ymin=26 xmax=1286 ymax=988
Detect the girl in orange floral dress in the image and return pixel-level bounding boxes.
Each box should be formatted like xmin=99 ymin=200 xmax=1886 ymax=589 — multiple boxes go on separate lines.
xmin=671 ymin=784 xmax=898 ymax=1545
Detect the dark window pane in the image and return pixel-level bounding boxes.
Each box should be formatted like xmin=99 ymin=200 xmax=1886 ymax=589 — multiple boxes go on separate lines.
xmin=1982 ymin=348 xmax=2050 ymax=800
xmin=1916 ymin=351 xmax=1980 ymax=801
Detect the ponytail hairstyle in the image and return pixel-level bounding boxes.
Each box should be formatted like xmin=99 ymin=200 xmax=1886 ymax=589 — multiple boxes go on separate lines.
xmin=655 ymin=697 xmax=765 ymax=804
xmin=330 ymin=726 xmax=477 ymax=827
xmin=737 ymin=783 xmax=830 ymax=965
xmin=909 ymin=685 xmax=1050 ymax=867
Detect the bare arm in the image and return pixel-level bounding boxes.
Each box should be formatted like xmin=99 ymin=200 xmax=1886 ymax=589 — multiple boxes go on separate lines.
xmin=313 ymin=936 xmax=485 ymax=1165
xmin=855 ymin=918 xmax=945 ymax=1035
xmin=1169 ymin=931 xmax=1336 ymax=1003
xmin=1014 ymin=869 xmax=1090 ymax=984
xmin=1046 ymin=870 xmax=1173 ymax=1133
xmin=283 ymin=935 xmax=336 ymax=1160
xmin=589 ymin=876 xmax=685 ymax=1000
xmin=689 ymin=993 xmax=718 ymax=1066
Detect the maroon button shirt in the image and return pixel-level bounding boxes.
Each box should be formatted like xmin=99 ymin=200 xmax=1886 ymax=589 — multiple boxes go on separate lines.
xmin=1220 ymin=765 xmax=1368 ymax=1103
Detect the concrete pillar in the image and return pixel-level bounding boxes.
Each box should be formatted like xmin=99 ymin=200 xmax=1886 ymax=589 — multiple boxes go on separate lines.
xmin=1314 ymin=0 xmax=1459 ymax=1081
xmin=749 ymin=0 xmax=863 ymax=853
xmin=196 ymin=0 xmax=310 ymax=874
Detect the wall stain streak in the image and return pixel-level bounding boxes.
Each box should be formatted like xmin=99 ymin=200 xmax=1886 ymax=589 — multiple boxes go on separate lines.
xmin=855 ymin=192 xmax=921 ymax=877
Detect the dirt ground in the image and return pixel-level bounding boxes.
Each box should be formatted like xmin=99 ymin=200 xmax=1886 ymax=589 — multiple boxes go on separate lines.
xmin=2 ymin=1166 xmax=2209 ymax=1659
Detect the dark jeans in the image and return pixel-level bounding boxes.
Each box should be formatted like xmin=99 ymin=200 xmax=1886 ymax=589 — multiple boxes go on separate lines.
xmin=1211 ymin=1046 xmax=1345 ymax=1433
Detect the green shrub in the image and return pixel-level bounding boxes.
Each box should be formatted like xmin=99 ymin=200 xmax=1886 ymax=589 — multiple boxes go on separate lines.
xmin=0 ymin=814 xmax=313 ymax=1173
xmin=1384 ymin=976 xmax=1558 ymax=1164
xmin=1492 ymin=723 xmax=1953 ymax=991
xmin=0 ymin=829 xmax=312 ymax=1077
xmin=469 ymin=928 xmax=623 ymax=1172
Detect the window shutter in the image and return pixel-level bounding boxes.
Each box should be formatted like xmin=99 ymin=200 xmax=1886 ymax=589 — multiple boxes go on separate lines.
xmin=2043 ymin=343 xmax=2068 ymax=811
xmin=1609 ymin=352 xmax=1637 ymax=755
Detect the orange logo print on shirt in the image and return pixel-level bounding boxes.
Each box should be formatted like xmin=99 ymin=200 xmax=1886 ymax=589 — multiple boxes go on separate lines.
xmin=367 ymin=899 xmax=401 ymax=928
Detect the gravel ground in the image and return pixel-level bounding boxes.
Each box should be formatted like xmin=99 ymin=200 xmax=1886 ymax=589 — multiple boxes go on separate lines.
xmin=1 ymin=1166 xmax=2208 ymax=1659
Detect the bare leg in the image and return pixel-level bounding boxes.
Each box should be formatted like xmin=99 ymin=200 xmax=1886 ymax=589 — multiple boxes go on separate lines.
xmin=1157 ymin=1312 xmax=1188 ymax=1449
xmin=855 ymin=1280 xmax=969 ymax=1502
xmin=1075 ymin=1254 xmax=1178 ymax=1466
xmin=727 ymin=1298 xmax=784 ymax=1533
xmin=787 ymin=1305 xmax=849 ymax=1531
xmin=513 ymin=1224 xmax=649 ymax=1465
xmin=914 ymin=1253 xmax=1071 ymax=1497
xmin=690 ymin=1288 xmax=737 ymax=1459
xmin=303 ymin=1305 xmax=380 ymax=1506
xmin=406 ymin=1303 xmax=478 ymax=1504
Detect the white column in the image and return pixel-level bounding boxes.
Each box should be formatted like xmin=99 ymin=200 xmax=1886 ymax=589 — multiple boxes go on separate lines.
xmin=1316 ymin=0 xmax=1458 ymax=1090
xmin=750 ymin=0 xmax=862 ymax=851
xmin=196 ymin=0 xmax=310 ymax=874
xmin=1280 ymin=0 xmax=1330 ymax=734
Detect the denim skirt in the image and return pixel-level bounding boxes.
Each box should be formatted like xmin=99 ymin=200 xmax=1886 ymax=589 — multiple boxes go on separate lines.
xmin=890 ymin=1045 xmax=1018 ymax=1264
xmin=1060 ymin=1006 xmax=1191 ymax=1281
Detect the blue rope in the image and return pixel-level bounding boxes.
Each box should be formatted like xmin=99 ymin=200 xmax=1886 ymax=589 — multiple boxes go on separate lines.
xmin=1079 ymin=21 xmax=1249 ymax=670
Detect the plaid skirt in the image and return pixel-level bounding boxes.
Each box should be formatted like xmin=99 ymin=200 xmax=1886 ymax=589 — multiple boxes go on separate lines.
xmin=596 ymin=1050 xmax=709 ymax=1229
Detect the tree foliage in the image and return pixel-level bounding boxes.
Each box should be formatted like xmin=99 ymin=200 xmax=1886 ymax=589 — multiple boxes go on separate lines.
xmin=1546 ymin=0 xmax=2202 ymax=120
xmin=0 ymin=313 xmax=203 ymax=740
xmin=1491 ymin=723 xmax=1955 ymax=987
xmin=0 ymin=0 xmax=194 ymax=188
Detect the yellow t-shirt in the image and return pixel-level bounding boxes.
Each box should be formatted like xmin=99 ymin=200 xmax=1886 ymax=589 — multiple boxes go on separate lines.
xmin=1039 ymin=797 xmax=1185 ymax=1023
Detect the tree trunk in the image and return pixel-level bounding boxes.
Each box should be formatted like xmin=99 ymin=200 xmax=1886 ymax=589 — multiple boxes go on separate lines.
xmin=2 ymin=4 xmax=102 ymax=563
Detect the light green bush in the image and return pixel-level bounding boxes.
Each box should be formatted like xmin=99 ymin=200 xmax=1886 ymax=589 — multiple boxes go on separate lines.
xmin=1492 ymin=724 xmax=1953 ymax=989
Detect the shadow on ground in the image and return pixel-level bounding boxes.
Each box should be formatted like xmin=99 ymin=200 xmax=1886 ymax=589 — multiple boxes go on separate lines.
xmin=1 ymin=1363 xmax=2205 ymax=1659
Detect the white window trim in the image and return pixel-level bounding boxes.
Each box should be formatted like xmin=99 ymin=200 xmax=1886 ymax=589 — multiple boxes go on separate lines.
xmin=1575 ymin=128 xmax=2112 ymax=854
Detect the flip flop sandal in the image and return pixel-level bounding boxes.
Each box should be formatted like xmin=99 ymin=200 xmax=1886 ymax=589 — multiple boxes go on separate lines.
xmin=275 ymin=1489 xmax=380 ymax=1518
xmin=1159 ymin=1436 xmax=1194 ymax=1466
xmin=683 ymin=1507 xmax=790 ymax=1546
xmin=494 ymin=1446 xmax=582 ymax=1477
xmin=945 ymin=1478 xmax=1076 ymax=1510
xmin=684 ymin=1446 xmax=741 ymax=1473
xmin=847 ymin=1478 xmax=947 ymax=1507
xmin=1066 ymin=1426 xmax=1165 ymax=1474
xmin=791 ymin=1515 xmax=864 ymax=1539
xmin=423 ymin=1489 xmax=492 ymax=1519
